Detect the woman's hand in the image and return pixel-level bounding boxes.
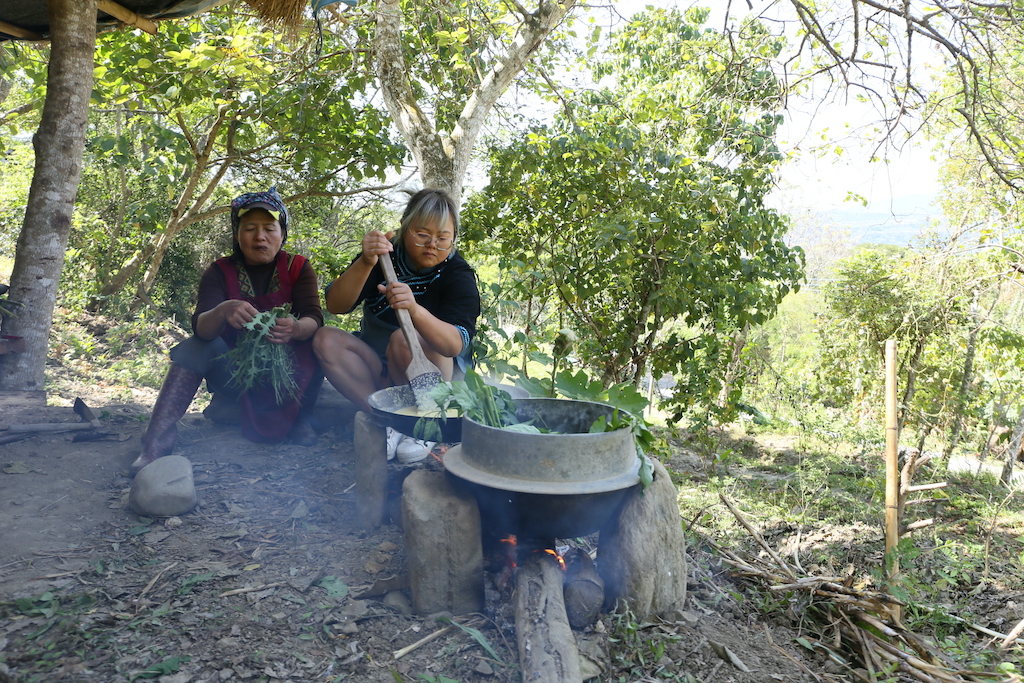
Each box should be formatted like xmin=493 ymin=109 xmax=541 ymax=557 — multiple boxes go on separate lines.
xmin=217 ymin=299 xmax=259 ymax=330
xmin=359 ymin=230 xmax=394 ymax=267
xmin=378 ymin=280 xmax=418 ymax=313
xmin=267 ymin=315 xmax=300 ymax=344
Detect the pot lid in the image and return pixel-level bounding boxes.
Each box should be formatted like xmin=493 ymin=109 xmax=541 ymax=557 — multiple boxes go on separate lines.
xmin=443 ymin=444 xmax=641 ymax=495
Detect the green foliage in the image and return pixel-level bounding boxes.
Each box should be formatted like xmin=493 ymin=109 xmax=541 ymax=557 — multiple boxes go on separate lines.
xmin=222 ymin=305 xmax=299 ymax=404
xmin=463 ymin=7 xmax=804 ymax=421
xmin=132 ymin=655 xmax=191 ymax=681
xmin=806 ymin=238 xmax=1024 ymax=453
xmin=606 ymin=607 xmax=686 ymax=681
xmin=14 ymin=5 xmax=405 ymax=314
xmin=393 ymin=0 xmax=573 ymax=136
xmin=0 ymin=283 xmax=21 ymax=320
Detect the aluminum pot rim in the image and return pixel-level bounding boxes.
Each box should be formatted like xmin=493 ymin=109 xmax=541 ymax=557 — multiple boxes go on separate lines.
xmin=443 ymin=444 xmax=641 ymax=495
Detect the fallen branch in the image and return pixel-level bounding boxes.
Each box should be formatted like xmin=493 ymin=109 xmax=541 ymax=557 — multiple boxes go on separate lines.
xmin=719 ymin=494 xmax=797 ymax=581
xmin=718 ymin=496 xmax=993 ymax=683
xmin=1000 ymin=616 xmax=1024 ymax=650
xmin=218 ymin=582 xmax=285 ymax=597
xmin=138 ymin=561 xmax=178 ymax=601
xmin=393 ymin=624 xmax=456 ymax=659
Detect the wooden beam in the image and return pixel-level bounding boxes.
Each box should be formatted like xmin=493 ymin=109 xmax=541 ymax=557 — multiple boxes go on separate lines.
xmin=97 ymin=0 xmax=158 ymax=35
xmin=0 ymin=390 xmax=47 ymax=408
xmin=0 ymin=20 xmax=44 ymax=41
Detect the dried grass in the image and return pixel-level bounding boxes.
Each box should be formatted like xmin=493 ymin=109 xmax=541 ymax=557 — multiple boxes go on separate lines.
xmin=717 ymin=493 xmax=1005 ymax=682
xmin=243 ymin=0 xmax=306 ymax=27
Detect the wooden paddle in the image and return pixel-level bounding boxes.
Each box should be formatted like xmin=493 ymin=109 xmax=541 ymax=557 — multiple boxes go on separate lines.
xmin=379 ymin=249 xmax=443 ymax=411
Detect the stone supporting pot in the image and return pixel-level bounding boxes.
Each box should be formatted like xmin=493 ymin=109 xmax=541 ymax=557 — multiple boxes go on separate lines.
xmin=402 ymin=470 xmax=484 ymax=616
xmin=598 ymin=458 xmax=688 ymax=619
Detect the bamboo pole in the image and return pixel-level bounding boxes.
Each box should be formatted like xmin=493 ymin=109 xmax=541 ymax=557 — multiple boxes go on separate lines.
xmin=0 ymin=20 xmax=44 ymax=41
xmin=884 ymin=339 xmax=902 ymax=621
xmin=97 ymin=1 xmax=159 ymax=35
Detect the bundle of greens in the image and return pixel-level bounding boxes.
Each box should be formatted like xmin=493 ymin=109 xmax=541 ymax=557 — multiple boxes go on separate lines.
xmin=221 ymin=304 xmax=299 ymax=405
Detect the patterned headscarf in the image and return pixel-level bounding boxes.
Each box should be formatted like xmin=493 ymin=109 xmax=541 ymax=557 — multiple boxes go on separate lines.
xmin=230 ymin=187 xmax=289 ymax=255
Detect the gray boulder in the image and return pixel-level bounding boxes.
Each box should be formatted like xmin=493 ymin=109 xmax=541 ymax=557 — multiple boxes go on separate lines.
xmin=129 ymin=455 xmax=197 ymax=517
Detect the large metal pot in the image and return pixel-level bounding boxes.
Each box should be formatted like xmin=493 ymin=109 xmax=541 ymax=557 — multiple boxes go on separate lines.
xmin=443 ymin=398 xmax=642 ymax=539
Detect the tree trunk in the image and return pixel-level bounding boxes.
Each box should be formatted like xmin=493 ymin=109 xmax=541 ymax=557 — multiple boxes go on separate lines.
xmin=0 ymin=0 xmax=96 ymax=391
xmin=716 ymin=322 xmax=750 ymax=409
xmin=898 ymin=339 xmax=926 ymax=434
xmin=1002 ymin=405 xmax=1024 ymax=486
xmin=373 ymin=0 xmax=576 ymax=204
xmin=944 ymin=293 xmax=980 ymax=459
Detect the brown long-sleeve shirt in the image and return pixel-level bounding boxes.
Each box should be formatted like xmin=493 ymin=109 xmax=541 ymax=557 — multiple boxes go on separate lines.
xmin=190 ymin=252 xmax=323 ymax=334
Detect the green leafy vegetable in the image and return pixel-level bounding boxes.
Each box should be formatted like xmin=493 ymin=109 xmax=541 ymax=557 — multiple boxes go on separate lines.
xmin=414 ymin=369 xmax=524 ymax=440
xmin=221 ymin=304 xmax=299 ymax=405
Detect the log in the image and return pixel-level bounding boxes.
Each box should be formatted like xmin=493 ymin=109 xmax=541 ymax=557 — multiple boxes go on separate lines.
xmin=7 ymin=422 xmax=94 ymax=433
xmin=514 ymin=552 xmax=582 ymax=683
xmin=0 ymin=390 xmax=46 ymax=407
xmin=0 ymin=21 xmax=43 ymax=41
xmin=97 ymin=1 xmax=159 ymax=35
xmin=353 ymin=411 xmax=388 ymax=528
xmin=562 ymin=548 xmax=604 ymax=630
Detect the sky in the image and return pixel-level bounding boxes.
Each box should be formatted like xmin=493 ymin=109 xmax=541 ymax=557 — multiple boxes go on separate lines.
xmin=603 ymin=0 xmax=945 ymax=246
xmin=772 ymin=101 xmax=943 ymax=246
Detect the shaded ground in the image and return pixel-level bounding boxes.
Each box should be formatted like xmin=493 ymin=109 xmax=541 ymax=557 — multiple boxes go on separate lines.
xmin=0 ymin=376 xmax=836 ymax=683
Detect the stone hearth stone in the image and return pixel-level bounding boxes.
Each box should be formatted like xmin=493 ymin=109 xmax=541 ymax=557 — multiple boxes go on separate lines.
xmin=402 ymin=470 xmax=484 ymax=616
xmin=354 ymin=411 xmax=388 ymax=528
xmin=129 ymin=455 xmax=197 ymax=517
xmin=597 ymin=459 xmax=687 ymax=619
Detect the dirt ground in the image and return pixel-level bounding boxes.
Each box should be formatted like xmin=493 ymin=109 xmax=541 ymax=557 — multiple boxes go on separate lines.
xmin=0 ymin=379 xmax=839 ymax=683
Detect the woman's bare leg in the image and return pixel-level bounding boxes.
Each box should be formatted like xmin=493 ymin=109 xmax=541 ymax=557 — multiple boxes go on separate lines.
xmin=313 ymin=327 xmax=386 ymax=412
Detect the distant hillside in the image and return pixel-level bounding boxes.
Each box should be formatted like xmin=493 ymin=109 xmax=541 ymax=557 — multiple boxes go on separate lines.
xmin=829 ymin=193 xmax=944 ymax=246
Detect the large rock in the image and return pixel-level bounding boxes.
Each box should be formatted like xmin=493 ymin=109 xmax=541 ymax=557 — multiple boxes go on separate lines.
xmin=129 ymin=455 xmax=197 ymax=517
xmin=402 ymin=470 xmax=483 ymax=615
xmin=598 ymin=458 xmax=687 ymax=619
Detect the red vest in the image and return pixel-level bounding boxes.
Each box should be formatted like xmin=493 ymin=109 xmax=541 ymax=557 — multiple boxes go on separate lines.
xmin=215 ymin=252 xmax=318 ymax=443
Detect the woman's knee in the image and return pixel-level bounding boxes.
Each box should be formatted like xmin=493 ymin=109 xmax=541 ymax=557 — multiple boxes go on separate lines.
xmin=313 ymin=327 xmax=350 ymax=361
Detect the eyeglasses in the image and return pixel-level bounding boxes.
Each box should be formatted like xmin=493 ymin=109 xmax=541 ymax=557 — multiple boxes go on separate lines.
xmin=411 ymin=232 xmax=453 ymax=251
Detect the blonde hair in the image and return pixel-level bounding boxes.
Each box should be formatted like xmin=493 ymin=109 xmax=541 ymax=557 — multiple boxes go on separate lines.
xmin=397 ymin=188 xmax=459 ymax=243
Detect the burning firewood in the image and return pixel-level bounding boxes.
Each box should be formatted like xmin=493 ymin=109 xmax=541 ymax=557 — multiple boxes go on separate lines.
xmin=562 ymin=547 xmax=604 ymax=630
xmin=514 ymin=551 xmax=583 ymax=683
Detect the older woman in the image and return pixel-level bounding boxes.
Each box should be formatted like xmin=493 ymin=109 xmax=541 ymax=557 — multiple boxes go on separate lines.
xmin=131 ymin=188 xmax=323 ymax=473
xmin=313 ymin=188 xmax=480 ymax=460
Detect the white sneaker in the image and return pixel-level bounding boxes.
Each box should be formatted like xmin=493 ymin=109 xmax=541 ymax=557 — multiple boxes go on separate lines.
xmin=386 ymin=427 xmax=403 ymax=461
xmin=396 ymin=438 xmax=435 ymax=464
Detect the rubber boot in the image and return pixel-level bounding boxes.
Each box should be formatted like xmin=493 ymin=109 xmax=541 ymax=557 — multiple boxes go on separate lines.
xmin=131 ymin=364 xmax=203 ymax=474
xmin=203 ymin=391 xmax=241 ymax=425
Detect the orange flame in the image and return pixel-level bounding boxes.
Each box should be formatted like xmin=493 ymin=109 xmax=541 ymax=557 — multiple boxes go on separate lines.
xmin=544 ymin=548 xmax=567 ymax=570
xmin=501 ymin=534 xmax=518 ymax=569
xmin=431 ymin=444 xmax=451 ymax=463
